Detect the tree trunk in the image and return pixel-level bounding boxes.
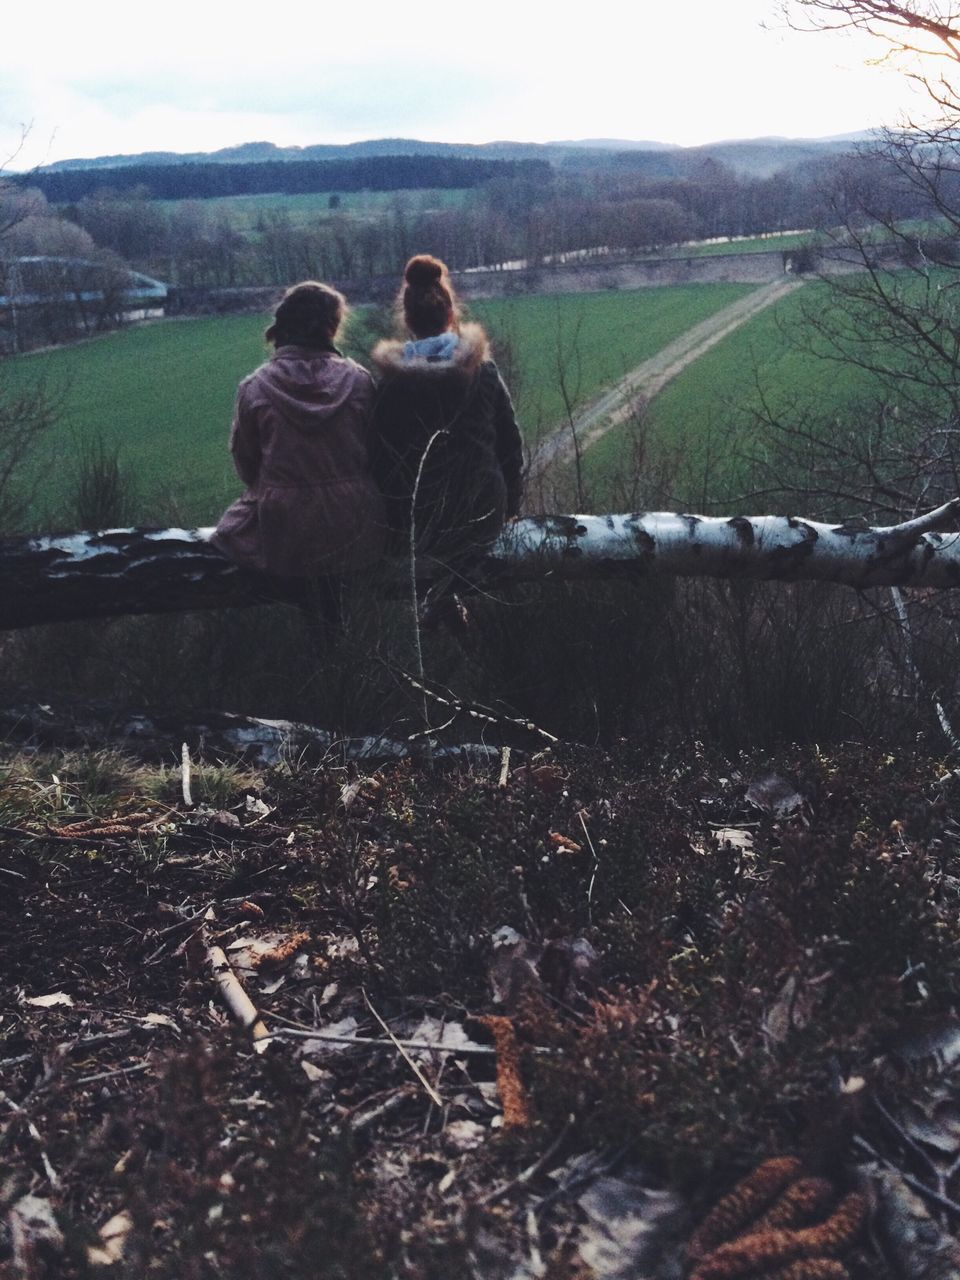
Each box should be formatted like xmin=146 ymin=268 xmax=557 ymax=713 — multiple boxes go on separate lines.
xmin=3 ymin=502 xmax=959 ymax=631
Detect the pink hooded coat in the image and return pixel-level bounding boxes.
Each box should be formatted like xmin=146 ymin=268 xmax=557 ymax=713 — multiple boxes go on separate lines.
xmin=212 ymin=346 xmax=387 ymax=577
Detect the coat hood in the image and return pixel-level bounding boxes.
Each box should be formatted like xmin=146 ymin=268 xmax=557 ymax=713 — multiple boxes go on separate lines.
xmin=371 ymin=322 xmax=490 ymax=381
xmin=249 ymin=346 xmax=369 ymax=429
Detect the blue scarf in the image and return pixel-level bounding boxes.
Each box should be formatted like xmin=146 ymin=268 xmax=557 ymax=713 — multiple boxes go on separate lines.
xmin=402 ymin=332 xmax=460 ymax=363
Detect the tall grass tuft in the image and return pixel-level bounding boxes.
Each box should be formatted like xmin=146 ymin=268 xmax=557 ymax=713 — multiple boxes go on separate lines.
xmin=72 ymin=431 xmax=137 ymax=530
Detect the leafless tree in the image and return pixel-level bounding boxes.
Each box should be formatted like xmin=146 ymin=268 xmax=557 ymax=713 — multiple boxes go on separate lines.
xmin=0 ymin=134 xmax=60 ymax=532
xmin=745 ymin=5 xmax=960 ymax=519
xmin=784 ymin=2 xmax=960 ymax=105
xmin=765 ymin=3 xmax=960 ymax=738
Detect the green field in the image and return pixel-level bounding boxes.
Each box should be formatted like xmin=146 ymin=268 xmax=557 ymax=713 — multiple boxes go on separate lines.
xmin=8 ymin=316 xmax=270 ymax=528
xmin=578 ymin=280 xmax=904 ymax=509
xmin=5 ymin=269 xmax=953 ymax=531
xmin=681 ymin=230 xmax=811 ymax=258
xmin=154 ymin=188 xmax=474 ymax=227
xmin=654 ymin=218 xmax=956 ymax=263
xmin=469 ymin=283 xmax=756 ymax=431
xmin=4 ymin=282 xmax=758 ymax=528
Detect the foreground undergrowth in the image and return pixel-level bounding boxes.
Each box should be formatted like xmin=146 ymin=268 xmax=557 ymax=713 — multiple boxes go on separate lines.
xmin=2 ymin=741 xmax=959 ymax=1277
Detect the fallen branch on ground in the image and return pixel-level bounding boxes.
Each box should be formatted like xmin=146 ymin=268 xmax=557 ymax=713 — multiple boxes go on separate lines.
xmin=362 ymin=989 xmax=442 ymax=1107
xmin=206 ymin=943 xmax=271 ymax=1049
xmin=398 ymin=671 xmax=559 ymax=744
xmin=0 ymin=703 xmax=502 ymax=767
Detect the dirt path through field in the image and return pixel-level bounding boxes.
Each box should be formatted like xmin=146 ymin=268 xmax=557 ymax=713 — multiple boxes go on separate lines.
xmin=528 ymin=277 xmax=804 ymax=485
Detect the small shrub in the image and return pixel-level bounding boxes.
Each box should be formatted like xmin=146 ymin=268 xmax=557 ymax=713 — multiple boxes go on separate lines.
xmin=72 ymin=432 xmax=137 ymax=530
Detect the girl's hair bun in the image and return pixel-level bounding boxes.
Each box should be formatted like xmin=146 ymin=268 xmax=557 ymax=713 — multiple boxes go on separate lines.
xmin=405 ymin=255 xmax=445 ymax=286
xmin=400 ymin=254 xmax=458 ymax=338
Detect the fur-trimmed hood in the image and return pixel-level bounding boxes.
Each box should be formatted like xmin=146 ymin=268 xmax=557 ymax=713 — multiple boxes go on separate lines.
xmin=371 ymin=322 xmax=490 ymax=380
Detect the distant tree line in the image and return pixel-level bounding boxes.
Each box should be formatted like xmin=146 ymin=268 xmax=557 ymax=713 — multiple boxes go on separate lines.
xmin=0 ymin=186 xmax=131 ymax=350
xmin=17 ymin=156 xmax=552 ymax=204
xmin=6 ymin=140 xmax=957 ymax=305
xmin=41 ymin=143 xmax=950 ymax=291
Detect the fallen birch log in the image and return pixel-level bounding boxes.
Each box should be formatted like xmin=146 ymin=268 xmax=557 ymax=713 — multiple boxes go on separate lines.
xmin=0 ymin=703 xmax=503 ymax=766
xmin=3 ymin=501 xmax=960 ymax=631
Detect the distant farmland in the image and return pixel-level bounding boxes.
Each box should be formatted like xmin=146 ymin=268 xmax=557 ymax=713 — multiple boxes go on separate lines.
xmin=7 ymin=282 xmax=758 ymax=529
xmin=578 ymin=280 xmax=912 ymax=511
xmin=470 ymin=284 xmax=756 ymax=431
xmin=8 ymin=315 xmax=267 ymax=529
xmin=154 ymin=187 xmax=475 ymax=227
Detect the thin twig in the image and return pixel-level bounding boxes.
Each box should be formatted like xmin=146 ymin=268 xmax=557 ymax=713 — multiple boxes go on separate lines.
xmin=0 ymin=1030 xmax=136 ymax=1073
xmin=270 ymin=1027 xmax=502 ymax=1054
xmin=408 ymin=429 xmax=449 ymax=765
xmin=151 ymin=903 xmax=215 ymax=942
xmin=399 ymin=670 xmax=559 ymax=744
xmin=854 ymin=1133 xmax=960 ymax=1218
xmin=340 ymin=1083 xmax=415 ymax=1120
xmin=65 ymin=1029 xmax=135 ymax=1050
xmin=579 ymin=810 xmax=600 ymax=922
xmin=406 ymin=714 xmax=457 ymax=743
xmin=362 ymin=989 xmax=442 ymax=1106
xmin=890 ymin=585 xmax=960 ymax=752
xmin=1 ymin=1091 xmax=60 ymax=1186
xmin=479 ymin=1114 xmax=575 ymax=1206
xmin=350 ymin=1086 xmax=417 ymax=1134
xmin=872 ymin=1095 xmax=944 ymax=1184
xmin=891 ymin=1166 xmax=960 ymax=1219
xmin=71 ymin=1062 xmax=152 ymax=1087
xmin=144 ymin=905 xmax=214 ymax=964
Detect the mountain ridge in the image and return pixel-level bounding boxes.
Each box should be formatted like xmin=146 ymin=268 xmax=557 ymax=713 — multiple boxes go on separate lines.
xmin=36 ymin=131 xmax=874 ymax=178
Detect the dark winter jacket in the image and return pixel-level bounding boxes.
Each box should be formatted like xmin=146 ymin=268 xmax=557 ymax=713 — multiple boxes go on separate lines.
xmin=369 ymin=323 xmax=523 ymax=564
xmin=212 ymin=345 xmax=386 ymax=577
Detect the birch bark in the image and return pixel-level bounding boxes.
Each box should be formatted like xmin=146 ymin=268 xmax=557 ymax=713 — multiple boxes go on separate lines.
xmin=2 ymin=501 xmax=958 ymax=631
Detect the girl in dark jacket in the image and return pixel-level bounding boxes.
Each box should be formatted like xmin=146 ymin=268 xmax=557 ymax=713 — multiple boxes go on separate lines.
xmin=370 ymin=255 xmax=523 ymax=627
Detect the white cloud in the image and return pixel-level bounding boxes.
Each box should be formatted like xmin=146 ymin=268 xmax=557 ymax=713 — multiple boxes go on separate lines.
xmin=1 ymin=0 xmax=931 ymax=167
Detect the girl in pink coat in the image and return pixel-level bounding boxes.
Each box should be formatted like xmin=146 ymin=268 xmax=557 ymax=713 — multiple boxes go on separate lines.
xmin=213 ymin=281 xmax=386 ymax=629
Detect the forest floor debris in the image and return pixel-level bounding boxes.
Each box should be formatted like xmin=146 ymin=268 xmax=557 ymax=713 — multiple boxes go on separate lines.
xmin=3 ymin=741 xmax=960 ymax=1276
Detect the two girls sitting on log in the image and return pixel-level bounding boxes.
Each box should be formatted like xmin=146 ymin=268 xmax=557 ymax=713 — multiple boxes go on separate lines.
xmin=212 ymin=256 xmax=523 ymax=635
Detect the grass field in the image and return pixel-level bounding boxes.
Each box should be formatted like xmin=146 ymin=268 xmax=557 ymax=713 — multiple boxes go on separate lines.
xmin=661 ymin=217 xmax=955 ymax=262
xmin=678 ymin=230 xmax=812 ymax=258
xmin=8 ymin=316 xmax=270 ymax=528
xmin=469 ymin=283 xmax=756 ymax=431
xmin=5 ymin=282 xmax=758 ymax=528
xmin=578 ymin=280 xmax=901 ymax=509
xmin=154 ymin=188 xmax=475 ymax=227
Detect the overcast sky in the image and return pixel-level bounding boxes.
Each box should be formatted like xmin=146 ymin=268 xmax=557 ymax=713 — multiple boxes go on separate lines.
xmin=2 ymin=0 xmax=932 ymax=168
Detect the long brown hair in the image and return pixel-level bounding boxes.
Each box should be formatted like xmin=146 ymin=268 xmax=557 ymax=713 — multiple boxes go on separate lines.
xmin=400 ymin=255 xmax=460 ymax=338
